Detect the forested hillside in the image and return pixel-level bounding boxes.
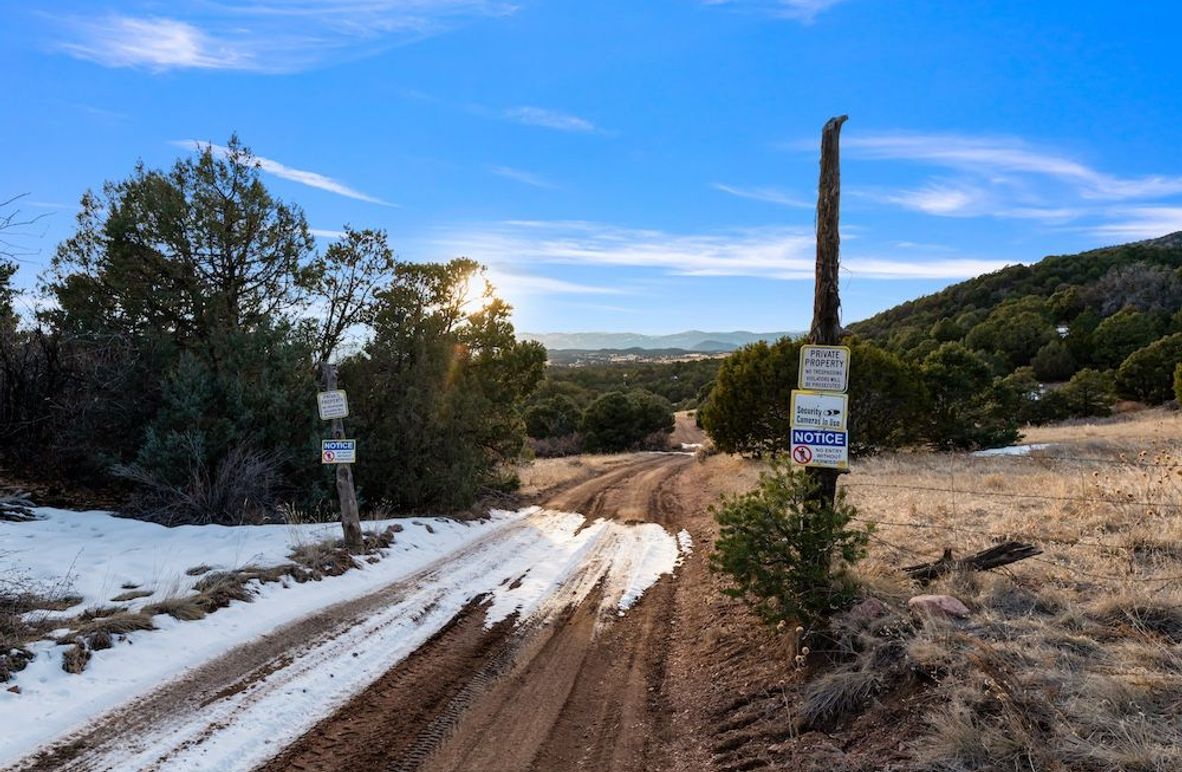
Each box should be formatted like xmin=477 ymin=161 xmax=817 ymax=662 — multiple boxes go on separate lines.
xmin=846 ymin=234 xmax=1182 ymax=422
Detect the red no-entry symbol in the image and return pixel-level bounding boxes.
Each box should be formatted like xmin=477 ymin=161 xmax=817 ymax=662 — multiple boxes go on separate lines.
xmin=792 ymin=445 xmax=812 ymax=464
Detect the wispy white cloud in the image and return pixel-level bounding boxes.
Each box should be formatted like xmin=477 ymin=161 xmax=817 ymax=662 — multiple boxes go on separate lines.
xmin=173 ymin=140 xmax=395 ymax=206
xmin=55 ymin=2 xmax=515 ymax=72
xmin=1087 ymin=207 xmax=1182 ymax=241
xmin=489 ymin=165 xmax=559 ymax=189
xmin=431 ymin=220 xmax=1014 ymax=281
xmin=845 ymin=133 xmax=1182 ymax=201
xmin=504 ymin=106 xmax=598 ymax=133
xmin=310 ymin=229 xmax=348 ymax=240
xmin=486 ymin=269 xmax=624 ymax=296
xmin=702 ymin=0 xmax=846 ymax=23
xmin=880 ymin=182 xmax=985 ymax=216
xmin=712 ymin=183 xmax=811 ymax=208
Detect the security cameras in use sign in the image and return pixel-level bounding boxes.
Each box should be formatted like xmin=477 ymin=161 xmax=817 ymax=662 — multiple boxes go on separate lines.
xmin=790 ymin=390 xmax=848 ymax=431
xmin=799 ymin=344 xmax=850 ymax=392
xmin=321 ymin=439 xmax=356 ymax=464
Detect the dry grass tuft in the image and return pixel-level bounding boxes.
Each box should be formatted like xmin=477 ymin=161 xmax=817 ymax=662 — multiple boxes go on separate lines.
xmin=192 ymin=571 xmax=256 ymax=611
xmin=110 ymin=589 xmax=153 ymax=602
xmin=289 ymin=542 xmax=356 ymax=578
xmin=61 ymin=642 xmax=89 ymax=674
xmin=78 ymin=605 xmax=123 ymax=621
xmin=1 ymin=579 xmax=83 ymax=681
xmin=1089 ymin=594 xmax=1182 ymax=643
xmin=144 ymin=596 xmax=208 ymax=621
xmin=799 ymin=667 xmax=885 ymax=730
xmin=59 ymin=611 xmax=156 ymax=644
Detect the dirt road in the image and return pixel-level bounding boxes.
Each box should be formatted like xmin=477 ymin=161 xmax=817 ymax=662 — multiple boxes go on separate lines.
xmin=15 ymin=448 xmax=781 ymax=772
xmin=263 ymin=451 xmax=698 ymax=772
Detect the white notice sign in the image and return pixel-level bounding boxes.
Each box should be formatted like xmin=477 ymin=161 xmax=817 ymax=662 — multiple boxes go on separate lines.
xmin=790 ymin=428 xmax=848 ymax=469
xmin=790 ymin=390 xmax=848 ymax=431
xmin=799 ymin=345 xmax=850 ymax=393
xmin=317 ymin=390 xmax=349 ymax=420
xmin=321 ymin=439 xmax=356 ymax=464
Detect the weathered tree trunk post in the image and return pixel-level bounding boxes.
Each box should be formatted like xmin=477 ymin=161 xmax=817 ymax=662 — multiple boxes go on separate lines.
xmin=808 ymin=115 xmax=848 ymax=506
xmin=321 ymin=361 xmax=363 ymax=550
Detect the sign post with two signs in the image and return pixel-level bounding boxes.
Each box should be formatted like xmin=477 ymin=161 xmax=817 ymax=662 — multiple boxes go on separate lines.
xmin=318 ymin=362 xmax=363 ymax=550
xmin=790 ymin=344 xmax=850 ymax=470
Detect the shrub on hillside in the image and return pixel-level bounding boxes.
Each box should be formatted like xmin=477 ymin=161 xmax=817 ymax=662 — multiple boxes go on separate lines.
xmin=1175 ymin=361 xmax=1182 ymax=404
xmin=710 ymin=462 xmax=870 ymax=629
xmin=524 ymin=395 xmax=582 ymax=439
xmin=963 ymin=298 xmax=1057 ymax=370
xmin=1090 ymin=309 xmax=1161 ymax=370
xmin=1059 ymin=368 xmax=1117 ymax=417
xmin=920 ymin=343 xmax=1019 ymax=450
xmin=527 ymin=433 xmax=584 ymax=458
xmin=1031 ymin=340 xmax=1075 ymax=382
xmin=580 ymin=389 xmax=674 ymax=453
xmin=1114 ymin=333 xmax=1182 ymax=404
xmin=998 ymin=367 xmax=1069 ymax=425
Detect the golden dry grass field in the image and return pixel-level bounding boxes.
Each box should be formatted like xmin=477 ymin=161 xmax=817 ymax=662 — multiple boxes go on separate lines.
xmin=834 ymin=407 xmax=1182 ymax=770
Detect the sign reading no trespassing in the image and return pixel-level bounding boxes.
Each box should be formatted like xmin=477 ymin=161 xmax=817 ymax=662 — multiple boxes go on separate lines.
xmin=799 ymin=344 xmax=850 ymax=392
xmin=790 ymin=428 xmax=848 ymax=469
xmin=790 ymin=389 xmax=848 ymax=431
xmin=321 ymin=439 xmax=357 ymax=464
xmin=317 ymin=390 xmax=349 ymax=420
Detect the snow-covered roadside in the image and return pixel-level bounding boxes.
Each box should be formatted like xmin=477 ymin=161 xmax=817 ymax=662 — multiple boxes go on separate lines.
xmin=2 ymin=507 xmax=456 ymax=613
xmin=0 ymin=507 xmax=515 ymax=765
xmin=0 ymin=506 xmax=682 ymax=769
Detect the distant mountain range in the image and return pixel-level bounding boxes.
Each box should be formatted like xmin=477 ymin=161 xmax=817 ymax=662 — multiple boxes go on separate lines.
xmin=521 ymin=330 xmax=797 ymax=352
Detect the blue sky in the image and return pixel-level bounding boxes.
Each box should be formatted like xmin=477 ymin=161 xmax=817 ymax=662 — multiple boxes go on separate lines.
xmin=3 ymin=1 xmax=1182 ymax=333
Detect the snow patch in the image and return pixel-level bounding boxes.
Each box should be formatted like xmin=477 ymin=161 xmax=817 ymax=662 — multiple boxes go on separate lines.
xmin=971 ymin=443 xmax=1053 ymax=457
xmin=677 ymin=529 xmax=694 ymax=556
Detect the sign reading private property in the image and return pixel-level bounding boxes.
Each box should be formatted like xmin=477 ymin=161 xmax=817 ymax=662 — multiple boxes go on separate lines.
xmin=317 ymin=390 xmax=349 ymax=420
xmin=321 ymin=439 xmax=356 ymax=464
xmin=790 ymin=428 xmax=848 ymax=469
xmin=799 ymin=344 xmax=850 ymax=392
xmin=790 ymin=389 xmax=848 ymax=431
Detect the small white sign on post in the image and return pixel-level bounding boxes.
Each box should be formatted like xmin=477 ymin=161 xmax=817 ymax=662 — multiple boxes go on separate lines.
xmin=321 ymin=439 xmax=356 ymax=464
xmin=799 ymin=344 xmax=850 ymax=393
xmin=317 ymin=390 xmax=349 ymax=420
xmin=790 ymin=390 xmax=848 ymax=431
xmin=790 ymin=428 xmax=848 ymax=469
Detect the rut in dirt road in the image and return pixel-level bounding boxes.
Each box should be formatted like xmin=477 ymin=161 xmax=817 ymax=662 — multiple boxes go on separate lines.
xmin=261 ymin=453 xmax=697 ymax=772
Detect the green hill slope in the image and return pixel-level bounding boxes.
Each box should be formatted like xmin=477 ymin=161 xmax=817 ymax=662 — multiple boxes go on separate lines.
xmin=845 ymin=233 xmax=1182 ymax=414
xmin=850 ymin=234 xmax=1182 ymax=344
